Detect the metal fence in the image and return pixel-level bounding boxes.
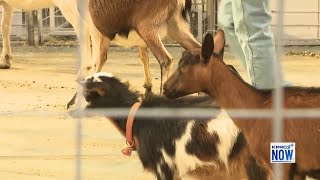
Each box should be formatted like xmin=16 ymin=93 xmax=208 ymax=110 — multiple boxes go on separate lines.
xmin=1 ymin=0 xmax=320 ymax=180
xmin=0 ymin=7 xmax=75 ymax=45
xmin=192 ymin=0 xmax=320 ymax=45
xmin=78 ymin=1 xmax=318 ymax=178
xmin=1 ymin=0 xmax=320 ymax=45
xmin=67 ymin=1 xmax=320 ymax=179
xmin=41 ymin=7 xmax=75 ymax=36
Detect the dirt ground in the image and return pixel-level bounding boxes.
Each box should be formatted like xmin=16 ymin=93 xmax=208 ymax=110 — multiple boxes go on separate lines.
xmin=0 ymin=46 xmax=320 ymax=180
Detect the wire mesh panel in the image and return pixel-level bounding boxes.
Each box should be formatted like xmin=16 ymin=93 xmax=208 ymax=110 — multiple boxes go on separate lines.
xmin=196 ymin=0 xmax=320 ymax=45
xmin=270 ymin=0 xmax=320 ymax=45
xmin=0 ymin=0 xmax=320 ymax=180
xmin=1 ymin=1 xmax=319 ymax=45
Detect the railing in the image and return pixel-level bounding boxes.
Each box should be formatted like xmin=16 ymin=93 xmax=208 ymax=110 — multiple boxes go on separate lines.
xmin=1 ymin=1 xmax=319 ymax=45
xmin=41 ymin=7 xmax=75 ymax=36
xmin=204 ymin=0 xmax=320 ymax=45
xmin=271 ymin=10 xmax=320 ymax=41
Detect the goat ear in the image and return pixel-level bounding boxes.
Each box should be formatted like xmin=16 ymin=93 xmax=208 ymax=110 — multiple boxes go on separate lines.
xmin=85 ymin=82 xmax=107 ymax=96
xmin=201 ymin=33 xmax=214 ymax=64
xmin=213 ymin=29 xmax=225 ymax=59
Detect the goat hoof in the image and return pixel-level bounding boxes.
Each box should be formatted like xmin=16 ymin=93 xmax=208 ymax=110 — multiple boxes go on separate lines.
xmin=66 ymin=93 xmax=77 ymax=109
xmin=0 ymin=55 xmax=12 ymax=69
xmin=0 ymin=55 xmax=11 ymax=69
xmin=0 ymin=63 xmax=10 ymax=69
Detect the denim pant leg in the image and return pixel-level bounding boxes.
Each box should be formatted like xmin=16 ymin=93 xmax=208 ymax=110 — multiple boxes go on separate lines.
xmin=231 ymin=0 xmax=276 ymax=89
xmin=218 ymin=0 xmax=248 ymax=70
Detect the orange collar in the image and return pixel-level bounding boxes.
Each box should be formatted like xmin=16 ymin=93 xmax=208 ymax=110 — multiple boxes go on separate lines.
xmin=122 ymin=102 xmax=141 ymax=156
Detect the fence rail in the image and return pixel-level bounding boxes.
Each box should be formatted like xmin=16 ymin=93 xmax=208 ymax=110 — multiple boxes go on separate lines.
xmin=1 ymin=0 xmax=320 ymax=45
xmin=2 ymin=108 xmax=320 ymax=119
xmin=1 ymin=1 xmax=320 ymax=180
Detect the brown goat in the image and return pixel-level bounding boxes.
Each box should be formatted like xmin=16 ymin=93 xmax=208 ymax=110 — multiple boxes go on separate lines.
xmin=89 ymin=0 xmax=201 ymax=92
xmin=163 ymin=30 xmax=320 ymax=180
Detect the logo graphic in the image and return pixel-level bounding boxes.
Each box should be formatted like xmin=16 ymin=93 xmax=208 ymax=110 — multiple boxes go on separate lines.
xmin=270 ymin=142 xmax=295 ymax=163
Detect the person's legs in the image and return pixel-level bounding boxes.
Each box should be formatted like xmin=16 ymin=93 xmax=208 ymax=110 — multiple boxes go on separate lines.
xmin=218 ymin=0 xmax=248 ymax=70
xmin=231 ymin=0 xmax=276 ymax=89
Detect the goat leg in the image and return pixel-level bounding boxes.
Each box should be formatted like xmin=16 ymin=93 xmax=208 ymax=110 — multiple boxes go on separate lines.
xmin=167 ymin=17 xmax=201 ymax=51
xmin=56 ymin=0 xmax=92 ymax=79
xmin=138 ymin=47 xmax=153 ymax=91
xmin=160 ymin=65 xmax=164 ymax=94
xmin=93 ymin=35 xmax=109 ymax=73
xmin=160 ymin=58 xmax=173 ymax=93
xmin=0 ymin=4 xmax=13 ymax=69
xmin=66 ymin=93 xmax=77 ymax=109
xmin=136 ymin=27 xmax=173 ymax=94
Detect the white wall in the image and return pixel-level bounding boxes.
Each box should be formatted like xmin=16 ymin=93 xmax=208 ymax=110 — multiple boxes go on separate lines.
xmin=270 ymin=0 xmax=320 ymax=40
xmin=0 ymin=7 xmax=26 ymax=38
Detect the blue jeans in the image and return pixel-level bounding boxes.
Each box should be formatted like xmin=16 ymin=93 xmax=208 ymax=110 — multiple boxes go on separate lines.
xmin=218 ymin=0 xmax=286 ymax=89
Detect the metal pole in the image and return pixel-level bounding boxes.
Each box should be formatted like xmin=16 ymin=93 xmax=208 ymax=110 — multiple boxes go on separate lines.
xmin=76 ymin=0 xmax=86 ymax=179
xmin=197 ymin=0 xmax=203 ymax=42
xmin=27 ymin=11 xmax=35 ymax=46
xmin=272 ymin=0 xmax=285 ymax=179
xmin=213 ymin=0 xmax=218 ymax=31
xmin=207 ymin=0 xmax=214 ymax=33
xmin=317 ymin=0 xmax=320 ymax=40
xmin=49 ymin=7 xmax=55 ymax=34
xmin=37 ymin=10 xmax=43 ymax=45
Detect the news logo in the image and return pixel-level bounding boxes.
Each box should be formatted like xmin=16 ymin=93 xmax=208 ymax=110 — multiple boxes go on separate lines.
xmin=270 ymin=142 xmax=295 ymax=163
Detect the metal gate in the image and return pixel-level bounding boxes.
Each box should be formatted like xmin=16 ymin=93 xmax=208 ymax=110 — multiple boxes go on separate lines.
xmin=41 ymin=7 xmax=75 ymax=36
xmin=0 ymin=7 xmax=75 ymax=45
xmin=270 ymin=0 xmax=320 ymax=45
xmin=1 ymin=1 xmax=319 ymax=45
xmin=191 ymin=0 xmax=320 ymax=45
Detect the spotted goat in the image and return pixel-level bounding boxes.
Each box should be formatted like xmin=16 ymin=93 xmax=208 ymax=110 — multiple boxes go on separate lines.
xmin=80 ymin=72 xmax=270 ymax=180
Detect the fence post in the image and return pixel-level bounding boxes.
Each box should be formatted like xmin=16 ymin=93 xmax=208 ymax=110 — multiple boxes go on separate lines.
xmin=317 ymin=0 xmax=320 ymax=40
xmin=37 ymin=10 xmax=43 ymax=45
xmin=27 ymin=11 xmax=35 ymax=46
xmin=207 ymin=0 xmax=219 ymax=34
xmin=49 ymin=7 xmax=55 ymax=34
xmin=214 ymin=0 xmax=218 ymax=31
xmin=207 ymin=0 xmax=214 ymax=33
xmin=197 ymin=0 xmax=203 ymax=43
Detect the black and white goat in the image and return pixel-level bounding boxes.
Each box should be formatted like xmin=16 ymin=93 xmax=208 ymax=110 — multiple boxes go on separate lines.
xmin=81 ymin=73 xmax=271 ymax=180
